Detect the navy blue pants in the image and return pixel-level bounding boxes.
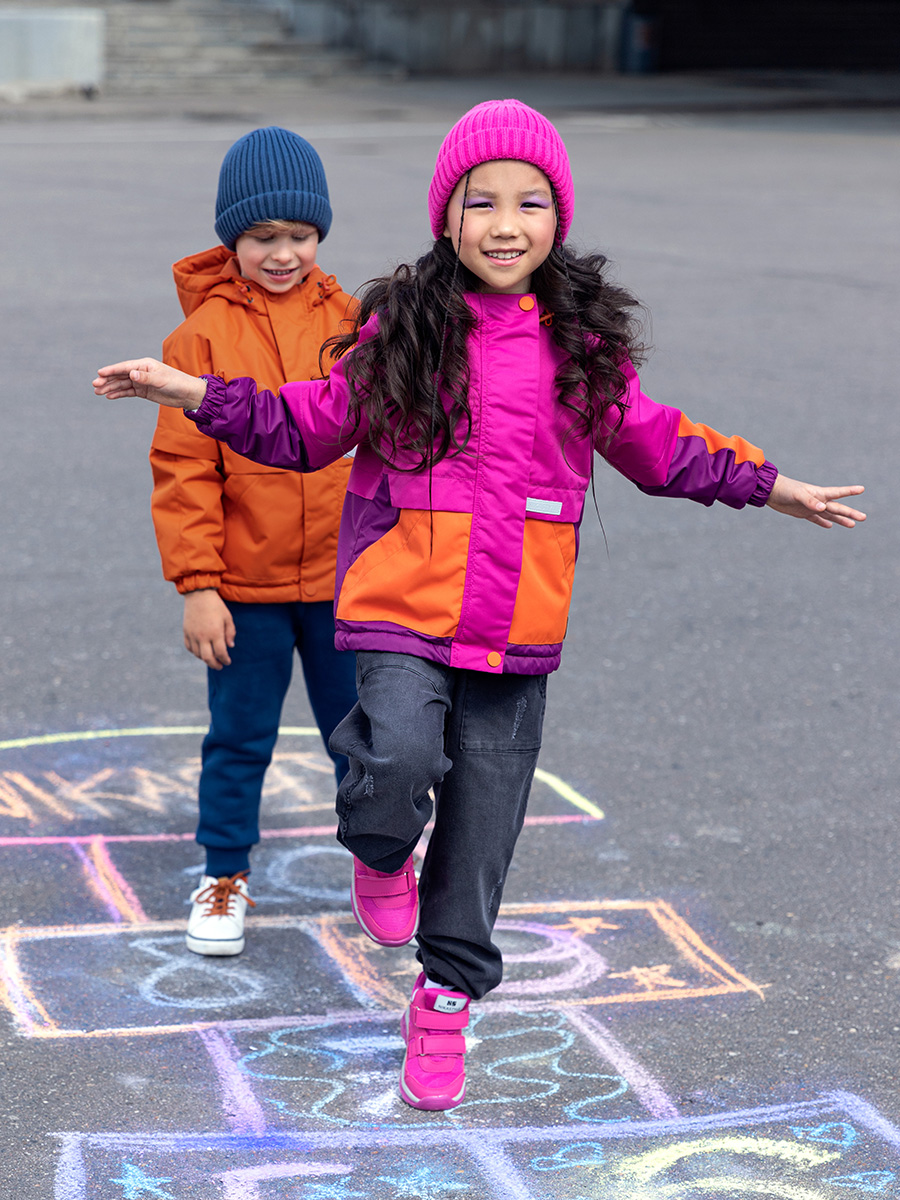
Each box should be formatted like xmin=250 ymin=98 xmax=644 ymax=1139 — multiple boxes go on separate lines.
xmin=197 ymin=600 xmax=357 ymax=878
xmin=330 ymin=651 xmax=547 ymax=999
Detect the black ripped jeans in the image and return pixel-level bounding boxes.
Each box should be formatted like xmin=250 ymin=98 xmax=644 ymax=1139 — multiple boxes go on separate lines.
xmin=330 ymin=651 xmax=547 ymax=999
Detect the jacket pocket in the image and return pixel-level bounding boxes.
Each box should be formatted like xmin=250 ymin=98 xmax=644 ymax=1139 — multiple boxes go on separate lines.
xmin=508 ymin=520 xmax=576 ymax=646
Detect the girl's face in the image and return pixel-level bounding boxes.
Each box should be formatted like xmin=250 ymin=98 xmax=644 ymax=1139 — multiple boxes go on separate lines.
xmin=234 ymin=221 xmax=319 ymax=293
xmin=443 ymin=159 xmax=557 ymax=295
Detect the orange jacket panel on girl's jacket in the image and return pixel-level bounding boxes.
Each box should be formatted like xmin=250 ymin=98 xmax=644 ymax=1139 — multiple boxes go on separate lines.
xmin=149 ymin=246 xmax=355 ymax=604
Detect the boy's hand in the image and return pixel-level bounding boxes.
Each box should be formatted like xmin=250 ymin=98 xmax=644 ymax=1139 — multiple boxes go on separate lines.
xmin=183 ymin=590 xmax=236 ymax=669
xmin=766 ymin=476 xmax=866 ymax=529
xmin=93 ymin=358 xmax=207 ymax=410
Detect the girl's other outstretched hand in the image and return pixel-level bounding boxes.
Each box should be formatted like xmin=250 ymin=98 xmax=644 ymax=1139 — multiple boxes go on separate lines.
xmin=92 ymin=358 xmax=207 ymax=410
xmin=766 ymin=475 xmax=866 ymax=529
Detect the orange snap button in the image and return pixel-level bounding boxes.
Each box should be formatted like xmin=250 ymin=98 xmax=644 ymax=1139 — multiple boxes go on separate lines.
xmin=487 ymin=651 xmax=502 ymax=667
xmin=518 ymin=295 xmax=535 ymax=311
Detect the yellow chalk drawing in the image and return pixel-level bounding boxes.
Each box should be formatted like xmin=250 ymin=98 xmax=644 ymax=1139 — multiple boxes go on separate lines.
xmin=626 ymin=1179 xmax=839 ymax=1199
xmin=615 ymin=1136 xmax=840 ymax=1183
xmin=533 ymin=767 xmax=604 ymax=820
xmin=501 ymin=900 xmax=766 ymax=1004
xmin=608 ymin=965 xmax=690 ymax=991
xmin=83 ymin=837 xmax=148 ymax=924
xmin=0 ymin=767 xmax=190 ymax=823
xmin=0 ymin=726 xmax=214 ymax=751
xmin=0 ymin=728 xmax=602 ymax=824
xmin=0 ymin=899 xmax=765 ymax=1038
xmin=42 ymin=769 xmax=119 ymax=818
xmin=0 ymin=775 xmax=36 ymax=822
xmin=552 ymin=916 xmax=622 ymax=937
xmin=2 ymin=771 xmax=74 ymax=821
xmin=0 ymin=927 xmax=60 ymax=1035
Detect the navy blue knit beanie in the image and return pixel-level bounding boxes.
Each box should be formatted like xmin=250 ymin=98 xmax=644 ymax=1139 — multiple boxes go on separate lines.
xmin=214 ymin=126 xmax=332 ymax=250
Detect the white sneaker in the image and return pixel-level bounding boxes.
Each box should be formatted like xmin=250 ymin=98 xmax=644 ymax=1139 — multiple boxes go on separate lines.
xmin=186 ymin=872 xmax=255 ymax=956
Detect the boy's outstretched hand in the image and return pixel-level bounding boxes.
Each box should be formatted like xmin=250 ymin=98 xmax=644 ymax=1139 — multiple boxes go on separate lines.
xmin=766 ymin=475 xmax=865 ymax=529
xmin=93 ymin=358 xmax=207 ymax=410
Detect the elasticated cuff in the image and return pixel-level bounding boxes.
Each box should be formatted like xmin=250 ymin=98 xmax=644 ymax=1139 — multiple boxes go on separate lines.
xmin=747 ymin=459 xmax=778 ymax=507
xmin=183 ymin=375 xmax=224 ymax=429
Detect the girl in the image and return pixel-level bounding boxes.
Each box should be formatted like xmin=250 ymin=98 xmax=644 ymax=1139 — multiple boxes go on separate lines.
xmin=94 ymin=99 xmax=865 ymax=1112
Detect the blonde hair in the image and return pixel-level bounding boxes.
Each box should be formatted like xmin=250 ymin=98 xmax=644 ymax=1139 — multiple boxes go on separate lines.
xmin=242 ymin=218 xmax=317 ymax=238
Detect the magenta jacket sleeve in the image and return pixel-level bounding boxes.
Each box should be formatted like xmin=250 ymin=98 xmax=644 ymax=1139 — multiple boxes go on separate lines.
xmin=599 ymin=360 xmax=778 ymax=509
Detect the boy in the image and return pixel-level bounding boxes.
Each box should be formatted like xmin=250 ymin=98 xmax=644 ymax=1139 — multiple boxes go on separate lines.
xmin=150 ymin=126 xmax=357 ymax=957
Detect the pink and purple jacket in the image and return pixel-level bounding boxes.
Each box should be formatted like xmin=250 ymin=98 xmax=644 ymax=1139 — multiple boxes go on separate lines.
xmin=187 ymin=291 xmax=777 ymax=676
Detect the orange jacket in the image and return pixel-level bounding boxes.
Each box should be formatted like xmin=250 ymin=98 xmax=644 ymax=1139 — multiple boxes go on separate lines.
xmin=149 ymin=246 xmax=355 ymax=603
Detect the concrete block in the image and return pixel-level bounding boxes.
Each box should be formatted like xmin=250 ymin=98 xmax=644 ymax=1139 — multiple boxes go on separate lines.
xmin=0 ymin=8 xmax=104 ymax=95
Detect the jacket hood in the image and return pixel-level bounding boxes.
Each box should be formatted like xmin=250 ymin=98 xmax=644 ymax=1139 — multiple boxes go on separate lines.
xmin=171 ymin=245 xmax=341 ymax=318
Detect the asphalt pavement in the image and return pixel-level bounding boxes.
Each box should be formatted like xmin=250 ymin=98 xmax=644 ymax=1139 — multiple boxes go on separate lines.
xmin=1 ymin=71 xmax=898 ymax=1198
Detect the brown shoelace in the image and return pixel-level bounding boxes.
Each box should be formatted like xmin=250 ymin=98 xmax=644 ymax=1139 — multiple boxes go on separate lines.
xmin=194 ymin=872 xmax=256 ymax=916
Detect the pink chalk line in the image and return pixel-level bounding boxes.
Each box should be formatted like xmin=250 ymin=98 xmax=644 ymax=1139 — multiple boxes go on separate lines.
xmin=65 ymin=838 xmax=148 ymax=924
xmin=197 ymin=1028 xmax=268 ymax=1136
xmin=51 ymin=1093 xmax=900 ymax=1200
xmin=0 ymin=813 xmax=598 ymax=850
xmin=564 ymin=1005 xmax=679 ymax=1120
xmin=219 ymin=1161 xmax=351 ymax=1200
xmin=191 ymin=1003 xmax=676 ymax=1144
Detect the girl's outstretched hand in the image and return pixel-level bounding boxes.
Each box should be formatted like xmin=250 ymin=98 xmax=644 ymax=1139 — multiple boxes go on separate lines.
xmin=92 ymin=358 xmax=207 ymax=410
xmin=766 ymin=475 xmax=866 ymax=529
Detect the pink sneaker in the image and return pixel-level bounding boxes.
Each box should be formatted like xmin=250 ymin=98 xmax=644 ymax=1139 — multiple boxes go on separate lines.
xmin=351 ymin=855 xmax=419 ymax=946
xmin=399 ymin=972 xmax=470 ymax=1110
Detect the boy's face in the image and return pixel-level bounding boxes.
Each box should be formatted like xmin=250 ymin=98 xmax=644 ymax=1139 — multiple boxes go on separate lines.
xmin=443 ymin=159 xmax=557 ymax=295
xmin=234 ymin=221 xmax=319 ymax=293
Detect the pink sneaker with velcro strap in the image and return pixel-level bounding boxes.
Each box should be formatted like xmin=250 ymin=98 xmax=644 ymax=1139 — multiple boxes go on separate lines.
xmin=351 ymin=855 xmax=419 ymax=946
xmin=400 ymin=972 xmax=471 ymax=1110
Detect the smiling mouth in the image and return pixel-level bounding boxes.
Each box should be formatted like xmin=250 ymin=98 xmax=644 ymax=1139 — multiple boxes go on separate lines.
xmin=484 ymin=249 xmax=525 ymax=261
xmin=264 ymin=267 xmax=297 ymax=276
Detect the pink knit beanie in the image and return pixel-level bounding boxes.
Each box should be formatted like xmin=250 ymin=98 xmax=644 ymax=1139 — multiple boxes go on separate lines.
xmin=428 ymin=99 xmax=574 ymax=243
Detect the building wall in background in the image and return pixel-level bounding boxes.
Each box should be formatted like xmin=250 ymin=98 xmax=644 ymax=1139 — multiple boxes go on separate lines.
xmin=288 ymin=0 xmax=900 ymax=72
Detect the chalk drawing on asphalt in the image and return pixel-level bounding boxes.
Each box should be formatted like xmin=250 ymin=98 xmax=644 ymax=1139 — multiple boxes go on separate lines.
xmin=51 ymin=1092 xmax=900 ymax=1200
xmin=0 ymin=898 xmax=761 ymax=1039
xmin=0 ymin=726 xmax=603 ymax=825
xmin=7 ymin=729 xmax=893 ymax=1200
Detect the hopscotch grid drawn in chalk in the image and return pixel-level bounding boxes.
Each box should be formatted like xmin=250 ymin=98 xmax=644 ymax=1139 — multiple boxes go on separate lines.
xmin=4 ymin=729 xmax=897 ymax=1197
xmin=0 ymin=728 xmax=605 ymax=826
xmin=50 ymin=1093 xmax=900 ymax=1200
xmin=0 ymin=812 xmax=597 ymax=850
xmin=0 ymin=899 xmax=765 ymax=1039
xmin=226 ymin=1009 xmax=638 ymax=1130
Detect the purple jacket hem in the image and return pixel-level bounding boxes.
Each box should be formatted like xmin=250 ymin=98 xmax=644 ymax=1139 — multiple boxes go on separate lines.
xmin=334 ymin=621 xmax=562 ymax=676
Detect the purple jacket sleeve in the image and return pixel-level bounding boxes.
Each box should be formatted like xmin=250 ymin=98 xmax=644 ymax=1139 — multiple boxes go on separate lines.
xmin=184 ymin=325 xmax=371 ymax=472
xmin=599 ymin=361 xmax=777 ymax=510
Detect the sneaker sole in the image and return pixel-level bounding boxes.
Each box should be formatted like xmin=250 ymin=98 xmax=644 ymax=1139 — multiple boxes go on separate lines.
xmin=185 ymin=934 xmax=245 ymax=956
xmin=350 ymin=872 xmax=419 ymax=947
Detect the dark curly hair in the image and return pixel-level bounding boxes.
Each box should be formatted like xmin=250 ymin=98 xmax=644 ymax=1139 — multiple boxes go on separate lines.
xmin=322 ymin=221 xmax=645 ymax=473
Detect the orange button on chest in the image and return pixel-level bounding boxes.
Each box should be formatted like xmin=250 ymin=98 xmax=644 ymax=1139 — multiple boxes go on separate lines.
xmin=518 ymin=295 xmax=535 ymax=312
xmin=486 ymin=651 xmax=502 ymax=667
